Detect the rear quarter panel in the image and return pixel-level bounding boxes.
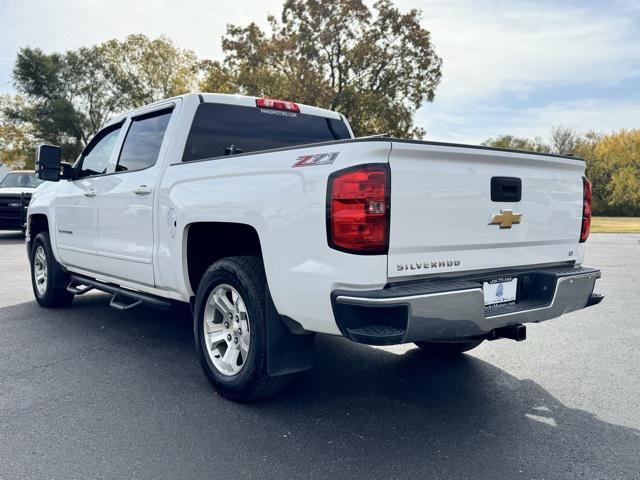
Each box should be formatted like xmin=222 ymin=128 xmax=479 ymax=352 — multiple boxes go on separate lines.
xmin=157 ymin=141 xmax=391 ymax=334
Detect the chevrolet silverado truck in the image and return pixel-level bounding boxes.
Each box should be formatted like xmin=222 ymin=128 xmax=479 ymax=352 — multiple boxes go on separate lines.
xmin=27 ymin=93 xmax=603 ymax=401
xmin=0 ymin=170 xmax=44 ymax=233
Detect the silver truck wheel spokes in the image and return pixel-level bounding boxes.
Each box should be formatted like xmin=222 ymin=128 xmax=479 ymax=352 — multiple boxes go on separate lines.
xmin=203 ymin=284 xmax=250 ymax=376
xmin=33 ymin=246 xmax=48 ymax=296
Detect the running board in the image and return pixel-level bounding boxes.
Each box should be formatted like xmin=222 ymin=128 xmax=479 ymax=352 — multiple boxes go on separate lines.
xmin=67 ymin=275 xmax=172 ymax=311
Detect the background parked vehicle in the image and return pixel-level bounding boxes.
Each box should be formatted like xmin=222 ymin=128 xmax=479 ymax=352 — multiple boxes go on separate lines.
xmin=0 ymin=170 xmax=44 ymax=233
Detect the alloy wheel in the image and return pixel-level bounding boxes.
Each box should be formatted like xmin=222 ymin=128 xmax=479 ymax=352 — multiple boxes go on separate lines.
xmin=203 ymin=284 xmax=251 ymax=376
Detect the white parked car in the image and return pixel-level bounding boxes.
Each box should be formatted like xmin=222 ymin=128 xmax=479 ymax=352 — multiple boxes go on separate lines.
xmin=26 ymin=93 xmax=603 ymax=401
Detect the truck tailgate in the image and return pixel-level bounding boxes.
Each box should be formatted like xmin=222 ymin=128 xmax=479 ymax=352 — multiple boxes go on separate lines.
xmin=387 ymin=141 xmax=585 ymax=279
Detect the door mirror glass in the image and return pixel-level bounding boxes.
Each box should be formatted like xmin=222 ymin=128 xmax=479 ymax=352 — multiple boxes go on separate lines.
xmin=36 ymin=144 xmax=62 ymax=182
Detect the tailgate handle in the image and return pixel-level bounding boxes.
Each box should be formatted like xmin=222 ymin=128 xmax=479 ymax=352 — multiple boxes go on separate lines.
xmin=491 ymin=177 xmax=521 ymax=202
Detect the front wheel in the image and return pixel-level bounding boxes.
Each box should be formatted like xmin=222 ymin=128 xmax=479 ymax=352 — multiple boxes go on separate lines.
xmin=193 ymin=256 xmax=292 ymax=402
xmin=30 ymin=232 xmax=74 ymax=308
xmin=414 ymin=339 xmax=483 ymax=355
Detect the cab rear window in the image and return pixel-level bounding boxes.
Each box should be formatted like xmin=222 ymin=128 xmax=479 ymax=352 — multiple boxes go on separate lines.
xmin=182 ymin=103 xmax=351 ymax=162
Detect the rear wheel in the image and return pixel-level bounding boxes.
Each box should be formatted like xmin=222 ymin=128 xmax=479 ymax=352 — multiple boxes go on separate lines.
xmin=194 ymin=256 xmax=291 ymax=402
xmin=414 ymin=339 xmax=483 ymax=355
xmin=30 ymin=232 xmax=74 ymax=308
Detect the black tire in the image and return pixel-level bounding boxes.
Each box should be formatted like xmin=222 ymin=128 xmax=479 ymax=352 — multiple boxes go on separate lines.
xmin=30 ymin=231 xmax=74 ymax=308
xmin=193 ymin=256 xmax=291 ymax=402
xmin=414 ymin=339 xmax=483 ymax=355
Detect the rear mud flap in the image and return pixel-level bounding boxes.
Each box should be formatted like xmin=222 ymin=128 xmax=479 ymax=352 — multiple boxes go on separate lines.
xmin=265 ymin=286 xmax=315 ymax=377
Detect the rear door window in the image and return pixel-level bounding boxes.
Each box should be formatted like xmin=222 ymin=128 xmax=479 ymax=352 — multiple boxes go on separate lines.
xmin=116 ymin=109 xmax=173 ymax=173
xmin=182 ymin=103 xmax=351 ymax=162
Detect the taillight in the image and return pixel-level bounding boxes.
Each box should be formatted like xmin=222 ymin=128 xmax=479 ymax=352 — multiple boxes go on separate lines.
xmin=327 ymin=164 xmax=390 ymax=254
xmin=255 ymin=98 xmax=300 ymax=112
xmin=580 ymin=176 xmax=592 ymax=243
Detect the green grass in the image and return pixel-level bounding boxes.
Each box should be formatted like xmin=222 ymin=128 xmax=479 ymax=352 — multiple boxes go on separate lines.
xmin=591 ymin=217 xmax=640 ymax=234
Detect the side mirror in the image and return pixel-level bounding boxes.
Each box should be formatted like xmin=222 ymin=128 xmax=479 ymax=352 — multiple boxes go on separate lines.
xmin=36 ymin=144 xmax=62 ymax=182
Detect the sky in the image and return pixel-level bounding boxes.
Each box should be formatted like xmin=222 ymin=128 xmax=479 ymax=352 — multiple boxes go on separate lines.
xmin=0 ymin=0 xmax=638 ymax=144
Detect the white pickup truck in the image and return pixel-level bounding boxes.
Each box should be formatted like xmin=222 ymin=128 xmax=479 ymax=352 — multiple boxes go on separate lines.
xmin=27 ymin=93 xmax=603 ymax=401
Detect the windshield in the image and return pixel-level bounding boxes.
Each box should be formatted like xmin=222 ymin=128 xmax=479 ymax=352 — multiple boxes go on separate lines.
xmin=0 ymin=172 xmax=44 ymax=188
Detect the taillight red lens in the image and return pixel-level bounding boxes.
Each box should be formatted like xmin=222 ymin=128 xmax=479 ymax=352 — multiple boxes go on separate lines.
xmin=580 ymin=176 xmax=592 ymax=243
xmin=255 ymin=98 xmax=300 ymax=112
xmin=327 ymin=164 xmax=389 ymax=254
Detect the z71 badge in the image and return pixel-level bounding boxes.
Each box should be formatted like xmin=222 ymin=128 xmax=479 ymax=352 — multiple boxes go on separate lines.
xmin=293 ymin=152 xmax=339 ymax=168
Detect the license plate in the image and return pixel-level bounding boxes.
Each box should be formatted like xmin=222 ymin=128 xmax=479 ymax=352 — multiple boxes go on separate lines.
xmin=483 ymin=277 xmax=517 ymax=307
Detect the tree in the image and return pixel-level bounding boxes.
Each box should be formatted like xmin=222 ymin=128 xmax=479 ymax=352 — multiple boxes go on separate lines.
xmin=550 ymin=125 xmax=579 ymax=155
xmin=0 ymin=96 xmax=36 ymax=169
xmin=573 ymin=131 xmax=607 ymax=213
xmin=198 ymin=60 xmax=237 ymax=95
xmin=482 ymin=134 xmax=550 ymax=153
xmin=101 ymin=34 xmax=200 ymax=106
xmin=6 ymin=35 xmax=199 ymax=161
xmin=484 ymin=127 xmax=582 ymax=156
xmin=8 ymin=47 xmax=86 ymax=160
xmin=203 ymin=0 xmax=442 ymax=137
xmin=590 ymin=130 xmax=640 ymax=216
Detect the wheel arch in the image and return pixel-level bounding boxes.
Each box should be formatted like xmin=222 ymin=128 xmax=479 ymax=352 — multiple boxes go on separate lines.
xmin=28 ymin=213 xmax=49 ymax=240
xmin=184 ymin=221 xmax=264 ymax=296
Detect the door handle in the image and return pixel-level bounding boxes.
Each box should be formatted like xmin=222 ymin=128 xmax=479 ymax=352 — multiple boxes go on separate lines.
xmin=133 ymin=185 xmax=152 ymax=196
xmin=83 ymin=189 xmax=97 ymax=198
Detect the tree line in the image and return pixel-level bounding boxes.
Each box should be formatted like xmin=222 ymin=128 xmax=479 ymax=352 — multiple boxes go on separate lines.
xmin=483 ymin=128 xmax=640 ymax=216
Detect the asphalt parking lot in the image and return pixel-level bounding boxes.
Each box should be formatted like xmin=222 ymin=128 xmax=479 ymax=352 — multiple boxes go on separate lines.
xmin=0 ymin=233 xmax=638 ymax=479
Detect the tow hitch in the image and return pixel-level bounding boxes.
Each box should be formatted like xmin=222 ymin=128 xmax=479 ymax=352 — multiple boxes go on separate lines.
xmin=486 ymin=324 xmax=527 ymax=342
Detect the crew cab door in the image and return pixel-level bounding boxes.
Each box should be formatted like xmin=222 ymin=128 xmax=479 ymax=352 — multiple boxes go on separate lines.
xmin=55 ymin=122 xmax=125 ymax=272
xmin=96 ymin=104 xmax=176 ymax=286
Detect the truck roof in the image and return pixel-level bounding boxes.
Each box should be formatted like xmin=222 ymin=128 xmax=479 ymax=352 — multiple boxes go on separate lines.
xmin=108 ymin=93 xmax=344 ymax=125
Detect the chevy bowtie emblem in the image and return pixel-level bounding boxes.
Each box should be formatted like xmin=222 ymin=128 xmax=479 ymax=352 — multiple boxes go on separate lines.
xmin=489 ymin=209 xmax=522 ymax=228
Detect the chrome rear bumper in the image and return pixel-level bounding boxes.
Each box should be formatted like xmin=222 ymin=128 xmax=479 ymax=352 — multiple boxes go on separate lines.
xmin=331 ymin=266 xmax=602 ymax=345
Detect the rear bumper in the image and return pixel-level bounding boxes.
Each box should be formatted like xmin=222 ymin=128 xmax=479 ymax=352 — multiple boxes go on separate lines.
xmin=331 ymin=265 xmax=602 ymax=345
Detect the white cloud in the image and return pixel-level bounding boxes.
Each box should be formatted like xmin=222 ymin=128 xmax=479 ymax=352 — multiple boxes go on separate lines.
xmin=399 ymin=0 xmax=640 ymax=100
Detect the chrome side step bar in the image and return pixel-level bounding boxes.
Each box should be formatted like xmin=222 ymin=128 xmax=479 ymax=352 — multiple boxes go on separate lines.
xmin=67 ymin=274 xmax=172 ymax=311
